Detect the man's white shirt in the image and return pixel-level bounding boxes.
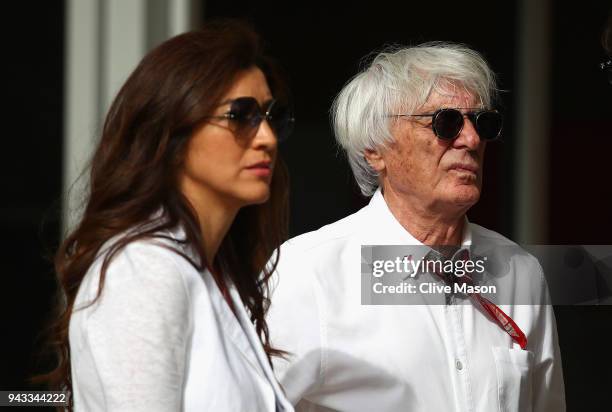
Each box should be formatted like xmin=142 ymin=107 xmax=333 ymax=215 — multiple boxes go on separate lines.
xmin=267 ymin=189 xmax=565 ymax=412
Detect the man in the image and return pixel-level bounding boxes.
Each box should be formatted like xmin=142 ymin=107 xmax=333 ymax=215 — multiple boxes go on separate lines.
xmin=267 ymin=43 xmax=565 ymax=411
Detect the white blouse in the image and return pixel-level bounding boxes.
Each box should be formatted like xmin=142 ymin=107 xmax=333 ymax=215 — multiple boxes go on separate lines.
xmin=69 ymin=228 xmax=293 ymax=412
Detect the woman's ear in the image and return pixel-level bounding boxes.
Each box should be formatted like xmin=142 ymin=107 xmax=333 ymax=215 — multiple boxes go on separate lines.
xmin=364 ymin=149 xmax=385 ymax=173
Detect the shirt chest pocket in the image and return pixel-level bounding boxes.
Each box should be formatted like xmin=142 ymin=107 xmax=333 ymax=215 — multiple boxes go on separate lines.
xmin=492 ymin=346 xmax=534 ymax=412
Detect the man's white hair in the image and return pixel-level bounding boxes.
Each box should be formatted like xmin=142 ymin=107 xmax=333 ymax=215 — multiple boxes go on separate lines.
xmin=331 ymin=42 xmax=498 ymax=196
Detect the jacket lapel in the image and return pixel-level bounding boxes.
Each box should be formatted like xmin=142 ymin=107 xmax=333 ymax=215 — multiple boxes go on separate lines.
xmin=164 ymin=225 xmax=292 ymax=410
xmin=228 ymin=285 xmax=294 ymax=411
xmin=202 ymin=271 xmax=266 ymax=378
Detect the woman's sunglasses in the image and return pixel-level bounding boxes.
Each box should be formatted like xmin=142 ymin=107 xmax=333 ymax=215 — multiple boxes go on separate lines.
xmin=207 ymin=97 xmax=295 ymax=142
xmin=391 ymin=108 xmax=503 ymax=141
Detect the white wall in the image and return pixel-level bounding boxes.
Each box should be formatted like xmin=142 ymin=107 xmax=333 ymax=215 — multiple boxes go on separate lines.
xmin=63 ymin=0 xmax=199 ymax=232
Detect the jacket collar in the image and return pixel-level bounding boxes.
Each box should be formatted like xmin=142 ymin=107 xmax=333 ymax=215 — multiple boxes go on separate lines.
xmin=162 ymin=223 xmax=266 ymax=376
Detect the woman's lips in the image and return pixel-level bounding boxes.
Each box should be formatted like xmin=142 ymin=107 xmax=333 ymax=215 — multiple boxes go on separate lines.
xmin=246 ymin=162 xmax=272 ymax=177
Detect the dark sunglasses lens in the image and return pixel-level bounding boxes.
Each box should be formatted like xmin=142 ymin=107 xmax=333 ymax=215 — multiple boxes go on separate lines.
xmin=434 ymin=109 xmax=464 ymax=140
xmin=476 ymin=111 xmax=503 ymax=140
xmin=268 ymin=102 xmax=295 ymax=141
xmin=228 ymin=97 xmax=261 ymax=138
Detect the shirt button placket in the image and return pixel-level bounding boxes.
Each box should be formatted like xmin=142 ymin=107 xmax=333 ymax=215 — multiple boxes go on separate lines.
xmin=449 ymin=304 xmax=474 ymax=412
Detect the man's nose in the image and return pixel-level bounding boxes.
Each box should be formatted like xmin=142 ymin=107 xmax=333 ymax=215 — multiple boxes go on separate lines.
xmin=453 ymin=116 xmax=481 ymax=150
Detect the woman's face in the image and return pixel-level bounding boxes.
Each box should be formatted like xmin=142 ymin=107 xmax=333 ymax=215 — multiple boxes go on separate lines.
xmin=179 ymin=67 xmax=278 ymax=210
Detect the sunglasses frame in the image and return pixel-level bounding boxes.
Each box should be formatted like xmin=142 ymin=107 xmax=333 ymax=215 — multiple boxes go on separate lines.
xmin=206 ymin=96 xmax=295 ymax=142
xmin=390 ymin=108 xmax=503 ymax=141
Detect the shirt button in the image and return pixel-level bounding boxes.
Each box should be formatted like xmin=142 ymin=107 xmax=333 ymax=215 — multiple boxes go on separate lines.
xmin=455 ymin=359 xmax=463 ymax=371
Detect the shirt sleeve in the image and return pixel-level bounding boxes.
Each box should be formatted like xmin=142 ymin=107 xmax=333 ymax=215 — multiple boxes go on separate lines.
xmin=80 ymin=241 xmax=192 ymax=411
xmin=266 ymin=246 xmax=326 ymax=405
xmin=531 ymin=263 xmax=566 ymax=412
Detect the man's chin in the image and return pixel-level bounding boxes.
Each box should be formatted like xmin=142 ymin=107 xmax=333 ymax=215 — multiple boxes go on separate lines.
xmin=444 ymin=186 xmax=481 ymax=208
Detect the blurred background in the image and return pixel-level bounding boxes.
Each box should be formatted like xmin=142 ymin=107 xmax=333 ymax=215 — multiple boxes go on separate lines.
xmin=2 ymin=0 xmax=611 ymax=410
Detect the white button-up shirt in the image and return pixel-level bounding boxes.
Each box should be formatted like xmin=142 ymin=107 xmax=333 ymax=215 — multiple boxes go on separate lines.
xmin=267 ymin=190 xmax=565 ymax=412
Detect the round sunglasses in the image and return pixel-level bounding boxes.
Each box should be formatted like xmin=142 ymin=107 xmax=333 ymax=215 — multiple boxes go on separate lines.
xmin=390 ymin=108 xmax=503 ymax=141
xmin=207 ymin=96 xmax=295 ymax=142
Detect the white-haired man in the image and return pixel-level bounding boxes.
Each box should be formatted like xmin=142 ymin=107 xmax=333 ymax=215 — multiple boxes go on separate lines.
xmin=267 ymin=43 xmax=565 ymax=411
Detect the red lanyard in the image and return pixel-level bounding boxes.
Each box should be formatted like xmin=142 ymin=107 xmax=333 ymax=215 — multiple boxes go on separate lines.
xmin=471 ymin=293 xmax=527 ymax=349
xmin=427 ymin=249 xmax=528 ymax=350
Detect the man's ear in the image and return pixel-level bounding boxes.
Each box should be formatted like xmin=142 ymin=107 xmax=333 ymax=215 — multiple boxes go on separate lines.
xmin=364 ymin=149 xmax=385 ymax=173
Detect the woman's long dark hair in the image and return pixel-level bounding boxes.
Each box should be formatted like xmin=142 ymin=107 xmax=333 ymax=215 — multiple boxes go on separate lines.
xmin=39 ymin=19 xmax=290 ymax=403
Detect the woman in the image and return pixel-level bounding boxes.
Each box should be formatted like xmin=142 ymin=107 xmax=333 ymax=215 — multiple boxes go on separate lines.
xmin=45 ymin=20 xmax=295 ymax=411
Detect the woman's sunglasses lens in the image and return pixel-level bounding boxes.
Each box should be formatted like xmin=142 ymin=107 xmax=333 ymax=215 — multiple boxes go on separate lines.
xmin=229 ymin=97 xmax=261 ymax=138
xmin=476 ymin=111 xmax=502 ymax=140
xmin=434 ymin=109 xmax=464 ymax=140
xmin=227 ymin=97 xmax=294 ymax=141
xmin=268 ymin=103 xmax=294 ymax=141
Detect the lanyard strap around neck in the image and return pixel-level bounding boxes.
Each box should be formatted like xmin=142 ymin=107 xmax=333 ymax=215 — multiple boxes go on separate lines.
xmin=426 ymin=249 xmax=528 ymax=349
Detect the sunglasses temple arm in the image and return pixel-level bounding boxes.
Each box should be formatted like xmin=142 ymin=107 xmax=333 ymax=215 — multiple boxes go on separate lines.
xmin=387 ymin=114 xmax=434 ymax=118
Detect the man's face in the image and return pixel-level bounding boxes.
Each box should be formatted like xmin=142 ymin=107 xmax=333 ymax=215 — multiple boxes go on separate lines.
xmin=372 ymin=87 xmax=486 ymax=215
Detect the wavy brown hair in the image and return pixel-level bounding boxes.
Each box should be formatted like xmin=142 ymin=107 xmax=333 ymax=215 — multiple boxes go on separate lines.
xmin=38 ymin=19 xmax=290 ymax=404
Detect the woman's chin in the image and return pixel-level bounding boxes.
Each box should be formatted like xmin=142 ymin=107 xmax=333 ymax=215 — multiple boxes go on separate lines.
xmin=237 ymin=186 xmax=271 ymax=207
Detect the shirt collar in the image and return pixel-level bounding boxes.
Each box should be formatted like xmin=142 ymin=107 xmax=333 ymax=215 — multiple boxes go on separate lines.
xmin=365 ymin=188 xmax=473 ymax=256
